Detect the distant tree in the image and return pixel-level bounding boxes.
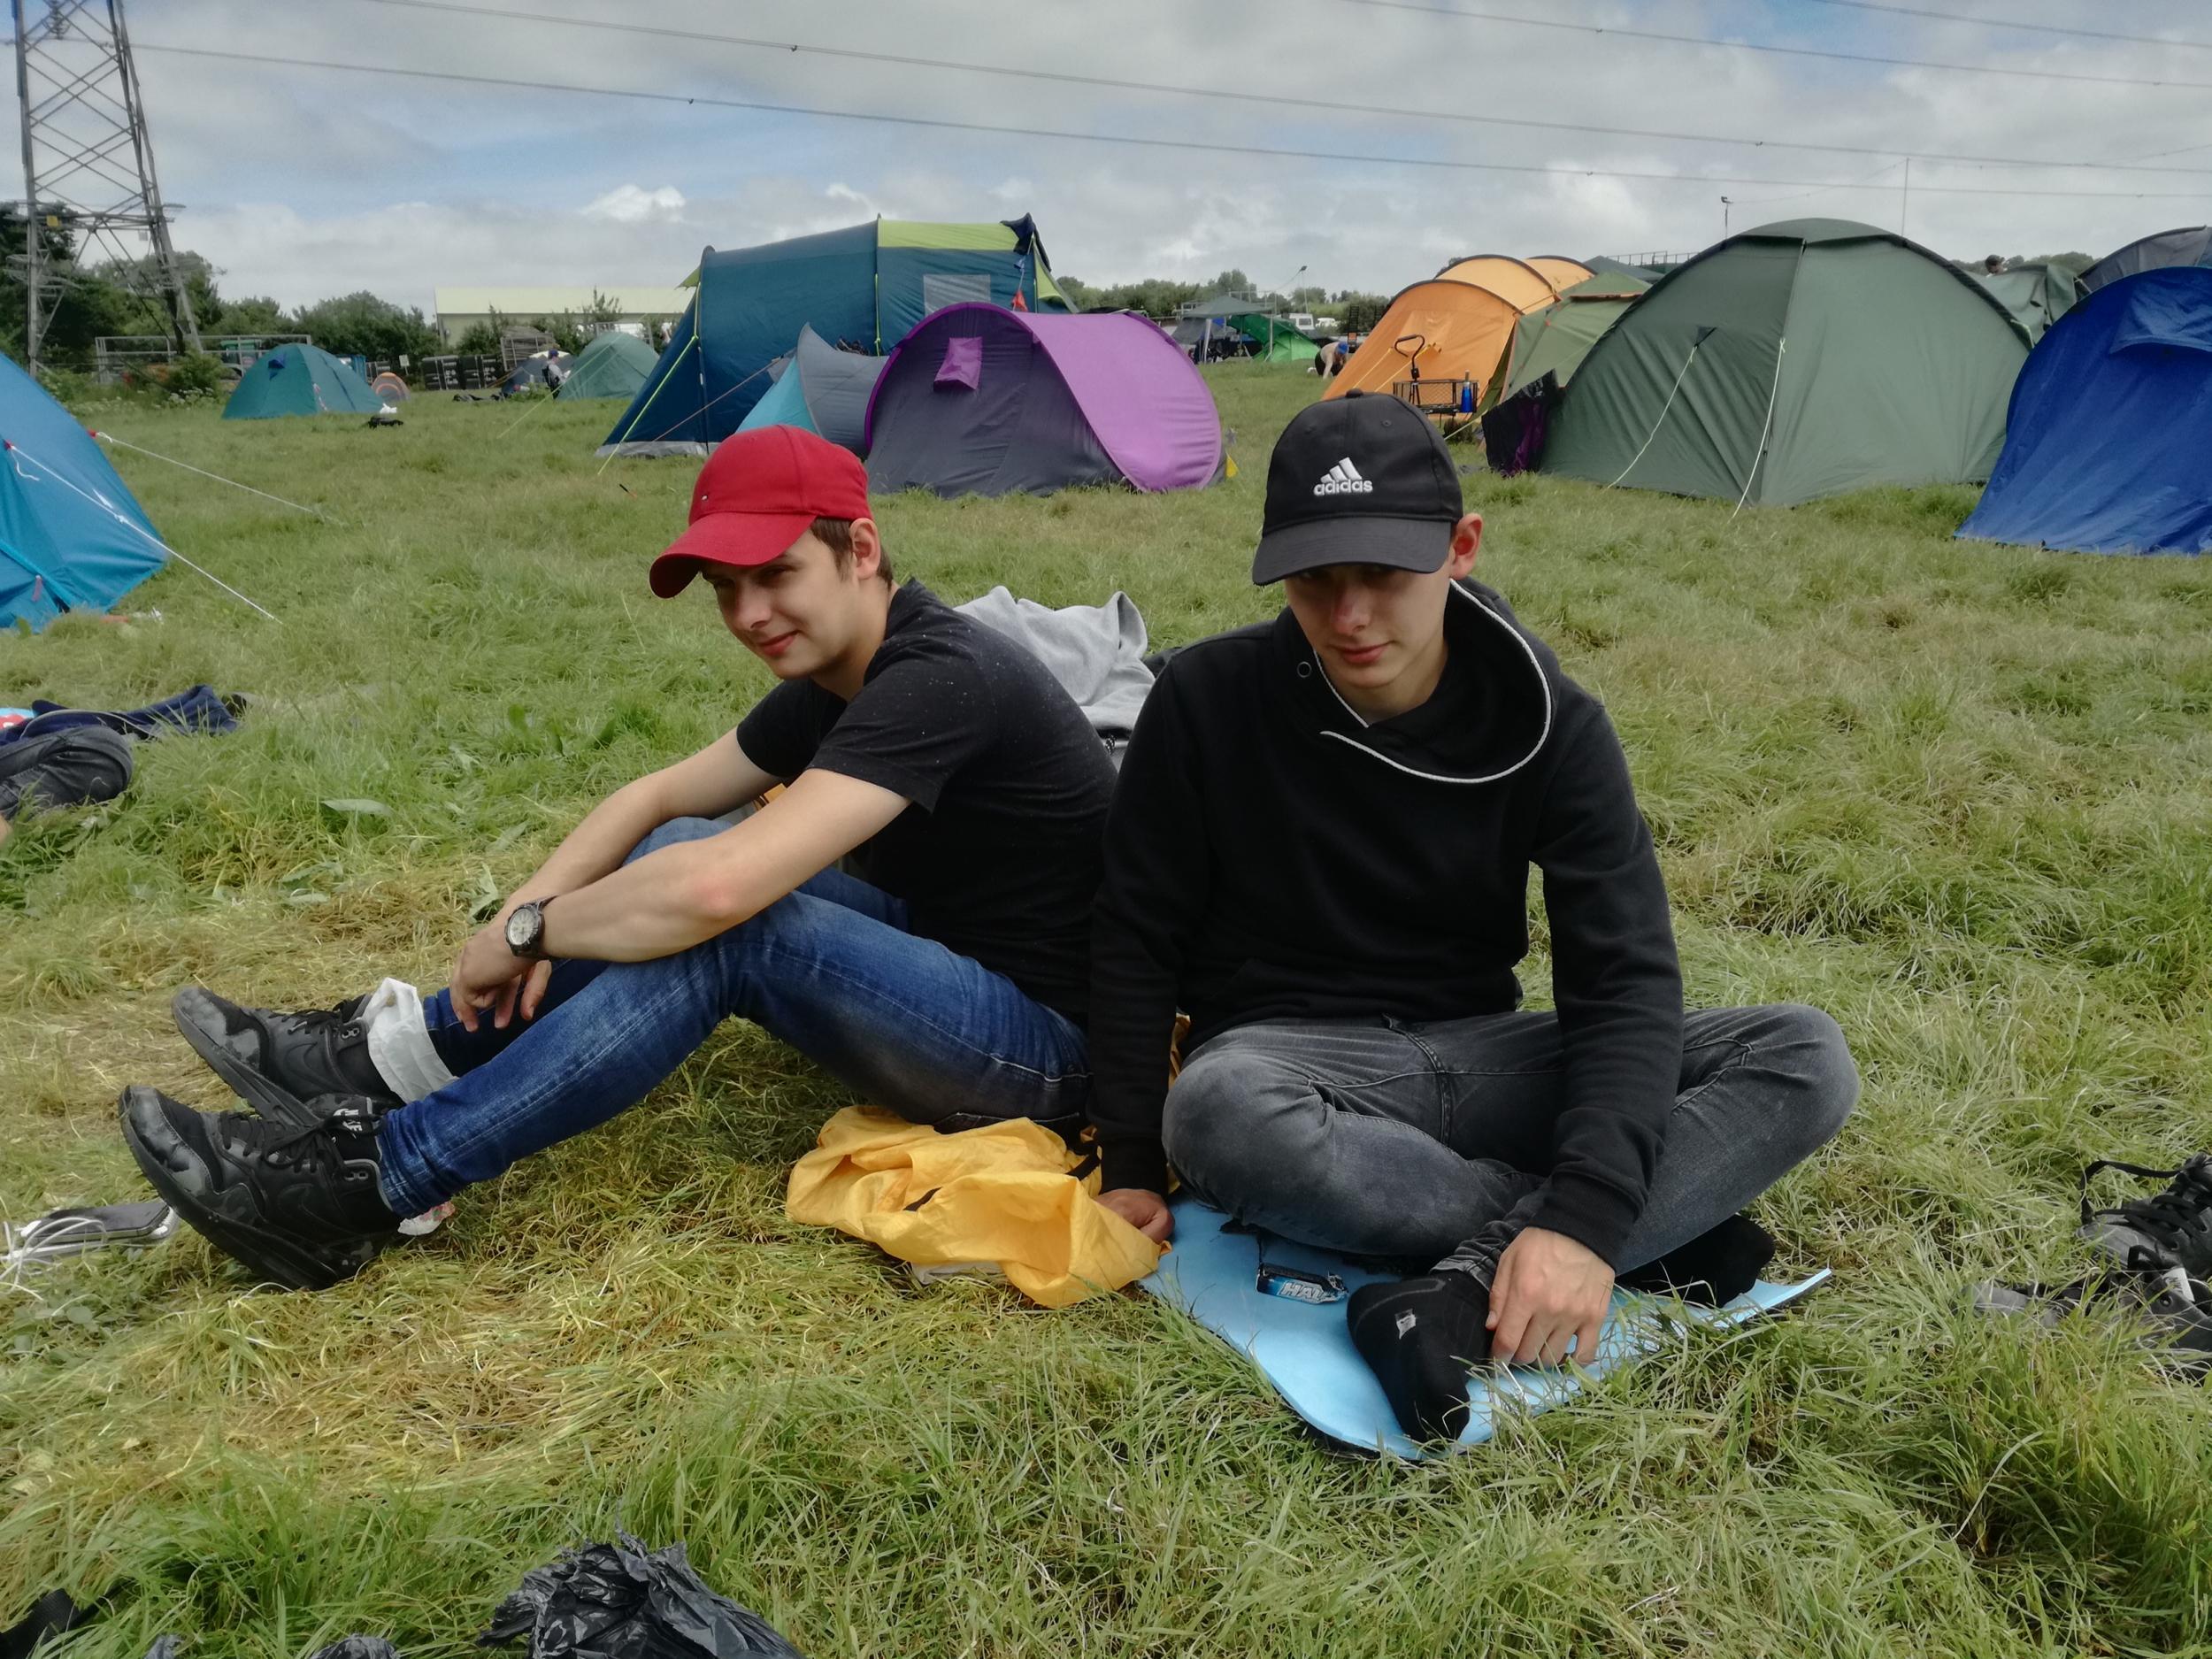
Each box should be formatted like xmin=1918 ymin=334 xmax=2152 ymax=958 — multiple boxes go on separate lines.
xmin=1288 ymin=285 xmax=1328 ymax=308
xmin=210 ymin=294 xmax=288 ymax=338
xmin=1206 ymin=268 xmax=1254 ymax=296
xmin=583 ymin=288 xmax=625 ymax=334
xmin=291 ymin=289 xmax=443 ymax=362
xmin=532 ymin=312 xmax=590 ymax=355
xmin=0 ymin=210 xmax=138 ymax=366
xmin=1054 ymin=273 xmax=1099 ymax=310
xmin=1333 ymin=292 xmax=1389 ymax=333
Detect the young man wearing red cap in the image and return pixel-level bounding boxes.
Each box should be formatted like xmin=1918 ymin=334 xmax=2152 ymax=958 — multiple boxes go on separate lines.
xmin=1088 ymin=394 xmax=1859 ymax=1441
xmin=121 ymin=426 xmax=1118 ymax=1289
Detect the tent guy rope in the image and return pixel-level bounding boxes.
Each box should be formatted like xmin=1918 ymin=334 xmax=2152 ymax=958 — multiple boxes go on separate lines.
xmin=93 ymin=431 xmax=342 ymax=524
xmin=7 ymin=440 xmax=281 ymax=622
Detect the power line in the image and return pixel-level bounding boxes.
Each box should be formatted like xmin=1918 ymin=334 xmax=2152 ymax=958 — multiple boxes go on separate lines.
xmin=1783 ymin=0 xmax=2212 ymax=51
xmin=332 ymin=0 xmax=2212 ymax=177
xmin=1330 ymin=0 xmax=2212 ymax=90
xmin=124 ymin=39 xmax=2212 ymax=200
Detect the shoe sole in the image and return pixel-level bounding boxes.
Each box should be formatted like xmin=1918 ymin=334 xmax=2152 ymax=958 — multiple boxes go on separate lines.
xmin=171 ymin=987 xmax=328 ymax=1130
xmin=116 ymin=1086 xmax=360 ymax=1292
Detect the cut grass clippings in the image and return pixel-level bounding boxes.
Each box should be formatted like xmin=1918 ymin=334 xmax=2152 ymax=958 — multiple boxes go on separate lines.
xmin=4 ymin=370 xmax=2212 ymax=1656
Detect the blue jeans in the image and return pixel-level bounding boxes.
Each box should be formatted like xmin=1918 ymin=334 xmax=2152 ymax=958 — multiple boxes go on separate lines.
xmin=375 ymin=817 xmax=1091 ymax=1216
xmin=1161 ymin=1003 xmax=1857 ymax=1272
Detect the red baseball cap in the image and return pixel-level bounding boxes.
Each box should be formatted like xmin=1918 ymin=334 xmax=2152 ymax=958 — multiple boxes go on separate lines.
xmin=649 ymin=425 xmax=872 ymax=598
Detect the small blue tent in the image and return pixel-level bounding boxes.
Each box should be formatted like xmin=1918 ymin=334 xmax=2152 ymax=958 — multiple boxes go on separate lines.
xmin=600 ymin=215 xmax=1067 ymax=457
xmin=222 ymin=344 xmax=381 ymax=419
xmin=1958 ymin=266 xmax=2212 ymax=557
xmin=733 ymin=326 xmax=886 ymax=455
xmin=0 ymin=355 xmax=165 ymax=629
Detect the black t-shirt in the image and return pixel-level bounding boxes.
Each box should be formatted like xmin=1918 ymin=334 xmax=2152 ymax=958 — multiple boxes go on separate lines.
xmin=736 ymin=583 xmax=1117 ymax=1022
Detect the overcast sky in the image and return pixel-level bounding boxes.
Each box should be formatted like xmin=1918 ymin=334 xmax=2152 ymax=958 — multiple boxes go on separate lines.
xmin=19 ymin=0 xmax=2212 ymax=312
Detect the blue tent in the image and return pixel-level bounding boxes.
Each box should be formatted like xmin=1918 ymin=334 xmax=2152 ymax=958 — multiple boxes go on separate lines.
xmin=600 ymin=215 xmax=1067 ymax=457
xmin=0 ymin=355 xmax=165 ymax=629
xmin=1958 ymin=266 xmax=2212 ymax=557
xmin=733 ymin=325 xmax=886 ymax=454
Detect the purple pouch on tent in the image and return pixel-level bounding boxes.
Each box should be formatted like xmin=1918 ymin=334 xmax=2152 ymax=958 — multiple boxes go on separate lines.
xmin=934 ymin=336 xmax=982 ymax=391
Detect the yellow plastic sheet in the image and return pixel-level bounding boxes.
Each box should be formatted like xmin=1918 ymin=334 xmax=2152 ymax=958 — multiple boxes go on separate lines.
xmin=787 ymin=1107 xmax=1166 ymax=1309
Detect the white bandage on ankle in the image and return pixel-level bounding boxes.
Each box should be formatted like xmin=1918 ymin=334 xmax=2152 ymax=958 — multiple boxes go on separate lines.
xmin=359 ymin=977 xmax=457 ymax=1102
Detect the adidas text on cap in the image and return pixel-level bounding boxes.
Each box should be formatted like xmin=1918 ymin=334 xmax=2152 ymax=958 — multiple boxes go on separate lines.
xmin=1251 ymin=392 xmax=1464 ymax=585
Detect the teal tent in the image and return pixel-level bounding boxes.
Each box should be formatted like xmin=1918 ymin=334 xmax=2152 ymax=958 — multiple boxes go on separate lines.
xmin=734 ymin=326 xmax=886 ymax=454
xmin=0 ymin=353 xmax=165 ymax=627
xmin=601 ymin=215 xmax=1067 ymax=457
xmin=222 ymin=344 xmax=381 ymax=419
xmin=556 ymin=332 xmax=658 ymax=401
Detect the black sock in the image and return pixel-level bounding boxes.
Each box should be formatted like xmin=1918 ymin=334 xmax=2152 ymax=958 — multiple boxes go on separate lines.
xmin=1347 ymin=1271 xmax=1495 ymax=1443
xmin=1617 ymin=1213 xmax=1776 ymax=1305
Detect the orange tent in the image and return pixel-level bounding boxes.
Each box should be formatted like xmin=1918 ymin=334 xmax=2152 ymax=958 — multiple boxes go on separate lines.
xmin=1326 ymin=254 xmax=1593 ymax=411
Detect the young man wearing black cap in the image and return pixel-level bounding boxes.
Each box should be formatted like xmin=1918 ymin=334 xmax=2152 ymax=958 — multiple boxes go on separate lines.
xmin=1089 ymin=393 xmax=1859 ymax=1441
xmin=120 ymin=426 xmax=1118 ymax=1290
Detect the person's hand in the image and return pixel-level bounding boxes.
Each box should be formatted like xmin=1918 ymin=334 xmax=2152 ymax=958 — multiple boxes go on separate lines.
xmin=1486 ymin=1226 xmax=1615 ymax=1368
xmin=449 ymin=920 xmax=532 ymax=1033
xmin=517 ymin=957 xmax=556 ymax=1019
xmin=1096 ymin=1187 xmax=1174 ymax=1242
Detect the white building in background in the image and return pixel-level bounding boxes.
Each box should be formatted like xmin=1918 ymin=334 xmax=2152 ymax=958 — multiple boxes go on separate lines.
xmin=431 ymin=285 xmax=694 ymax=344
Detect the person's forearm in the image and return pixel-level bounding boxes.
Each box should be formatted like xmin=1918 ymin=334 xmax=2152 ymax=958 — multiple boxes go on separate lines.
xmin=534 ymin=836 xmax=749 ymax=963
xmin=503 ymin=777 xmax=675 ymax=917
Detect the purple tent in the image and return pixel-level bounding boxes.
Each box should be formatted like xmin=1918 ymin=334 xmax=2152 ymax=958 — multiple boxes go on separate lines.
xmin=864 ymin=305 xmax=1223 ymax=497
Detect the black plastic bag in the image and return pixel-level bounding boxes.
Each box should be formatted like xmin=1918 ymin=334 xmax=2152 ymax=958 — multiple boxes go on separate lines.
xmin=479 ymin=1537 xmax=803 ymax=1659
xmin=306 ymin=1640 xmax=402 ymax=1659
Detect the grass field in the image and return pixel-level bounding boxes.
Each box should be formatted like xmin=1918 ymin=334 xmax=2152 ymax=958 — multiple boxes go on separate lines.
xmin=5 ymin=367 xmax=2212 ymax=1657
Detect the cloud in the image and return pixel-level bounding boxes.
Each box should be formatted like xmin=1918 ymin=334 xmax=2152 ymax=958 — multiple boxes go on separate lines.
xmin=581 ymin=185 xmax=687 ymax=224
xmin=57 ymin=0 xmax=2209 ymax=310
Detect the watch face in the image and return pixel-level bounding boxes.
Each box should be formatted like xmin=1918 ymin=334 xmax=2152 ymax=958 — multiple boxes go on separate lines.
xmin=505 ymin=908 xmax=534 ymax=951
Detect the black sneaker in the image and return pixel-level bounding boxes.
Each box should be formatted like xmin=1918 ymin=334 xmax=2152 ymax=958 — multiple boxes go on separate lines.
xmin=118 ymin=1085 xmax=400 ymax=1290
xmin=173 ymin=986 xmax=397 ymax=1127
xmin=1976 ymin=1260 xmax=2212 ymax=1382
xmin=2079 ymin=1155 xmax=2212 ymax=1281
xmin=1347 ymin=1271 xmax=1497 ymax=1443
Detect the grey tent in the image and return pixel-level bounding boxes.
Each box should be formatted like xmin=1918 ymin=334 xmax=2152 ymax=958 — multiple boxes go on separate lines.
xmin=2080 ymin=227 xmax=2212 ymax=295
xmin=1970 ymin=262 xmax=2078 ymax=342
xmin=733 ymin=325 xmax=886 ymax=454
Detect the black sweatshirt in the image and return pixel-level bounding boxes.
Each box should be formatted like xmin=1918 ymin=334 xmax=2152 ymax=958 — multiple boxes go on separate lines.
xmin=1088 ymin=580 xmax=1683 ymax=1265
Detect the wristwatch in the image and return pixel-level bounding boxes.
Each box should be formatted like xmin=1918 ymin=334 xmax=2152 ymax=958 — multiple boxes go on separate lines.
xmin=504 ymin=896 xmax=554 ymax=959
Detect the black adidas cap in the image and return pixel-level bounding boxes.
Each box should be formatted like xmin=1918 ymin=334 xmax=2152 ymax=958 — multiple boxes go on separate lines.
xmin=1251 ymin=392 xmax=1465 ymax=585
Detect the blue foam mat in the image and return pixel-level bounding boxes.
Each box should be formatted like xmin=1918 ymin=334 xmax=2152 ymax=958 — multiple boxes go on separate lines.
xmin=1141 ymin=1199 xmax=1829 ymax=1459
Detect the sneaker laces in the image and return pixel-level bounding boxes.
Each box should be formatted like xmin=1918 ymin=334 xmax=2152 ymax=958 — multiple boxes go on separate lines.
xmin=229 ymin=1102 xmax=380 ymax=1182
xmin=2082 ymin=1157 xmax=2212 ymax=1271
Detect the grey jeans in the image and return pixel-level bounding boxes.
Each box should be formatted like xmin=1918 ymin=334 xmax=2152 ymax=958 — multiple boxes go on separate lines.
xmin=1162 ymin=1003 xmax=1858 ymax=1272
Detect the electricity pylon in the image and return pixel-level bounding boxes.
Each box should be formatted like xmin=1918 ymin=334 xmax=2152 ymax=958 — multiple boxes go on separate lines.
xmin=12 ymin=0 xmax=201 ymax=369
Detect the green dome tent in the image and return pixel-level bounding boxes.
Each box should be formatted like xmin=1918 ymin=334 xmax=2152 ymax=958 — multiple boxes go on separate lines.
xmin=1540 ymin=219 xmax=2030 ymax=507
xmin=1968 ymin=262 xmax=2078 ymax=343
xmin=221 ymin=344 xmax=381 ymax=419
xmin=1497 ymin=270 xmax=1649 ymax=400
xmin=556 ymin=331 xmax=659 ymax=401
